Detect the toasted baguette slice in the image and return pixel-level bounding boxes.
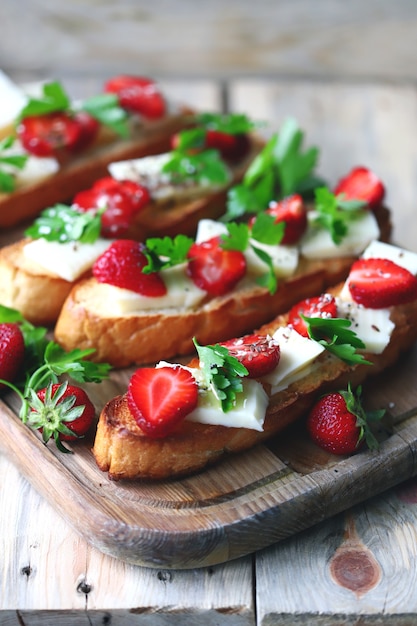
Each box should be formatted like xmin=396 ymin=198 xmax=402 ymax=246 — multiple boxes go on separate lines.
xmin=93 ymin=277 xmax=417 ymax=481
xmin=54 ymin=205 xmax=391 ymax=368
xmin=0 ymin=108 xmax=193 ymax=229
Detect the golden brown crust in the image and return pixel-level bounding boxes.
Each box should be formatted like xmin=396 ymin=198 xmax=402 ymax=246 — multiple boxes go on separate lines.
xmin=0 ymin=238 xmax=75 ymax=326
xmin=93 ymin=293 xmax=417 ymax=480
xmin=54 ymin=205 xmax=391 ymax=367
xmin=0 ymin=109 xmax=193 ymax=229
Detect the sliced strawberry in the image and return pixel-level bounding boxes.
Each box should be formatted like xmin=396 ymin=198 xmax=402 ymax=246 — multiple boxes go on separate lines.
xmin=0 ymin=323 xmax=25 ymax=390
xmin=288 ymin=293 xmax=337 ymax=337
xmin=127 ymin=366 xmax=198 ymax=438
xmin=73 ymin=177 xmax=150 ymax=237
xmin=219 ymin=334 xmax=280 ymax=378
xmin=334 ymin=166 xmax=385 ymax=209
xmin=104 ymin=75 xmax=166 ymax=119
xmin=264 ymin=194 xmax=308 ymax=244
xmin=72 ymin=111 xmax=100 ymax=151
xmin=17 ymin=112 xmax=85 ymax=157
xmin=205 ymin=129 xmax=250 ymax=162
xmin=93 ymin=239 xmax=167 ymax=297
xmin=347 ymin=258 xmax=417 ymax=309
xmin=187 ymin=236 xmax=246 ymax=296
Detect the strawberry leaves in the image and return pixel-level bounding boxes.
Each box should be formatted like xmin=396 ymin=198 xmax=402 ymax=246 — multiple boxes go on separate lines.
xmin=194 ymin=338 xmax=248 ymax=412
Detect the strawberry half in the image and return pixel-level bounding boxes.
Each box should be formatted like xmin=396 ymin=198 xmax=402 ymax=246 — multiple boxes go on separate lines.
xmin=104 ymin=75 xmax=166 ymax=119
xmin=307 ymin=385 xmax=382 ymax=455
xmin=219 ymin=334 xmax=280 ymax=378
xmin=187 ymin=236 xmax=247 ymax=296
xmin=73 ymin=176 xmax=150 ymax=237
xmin=29 ymin=381 xmax=96 ymax=453
xmin=264 ymin=194 xmax=308 ymax=245
xmin=127 ymin=366 xmax=199 ymax=438
xmin=0 ymin=323 xmax=25 ymax=390
xmin=334 ymin=166 xmax=385 ymax=209
xmin=347 ymin=258 xmax=417 ymax=309
xmin=17 ymin=111 xmax=99 ymax=158
xmin=288 ymin=293 xmax=337 ymax=337
xmin=93 ymin=239 xmax=167 ymax=297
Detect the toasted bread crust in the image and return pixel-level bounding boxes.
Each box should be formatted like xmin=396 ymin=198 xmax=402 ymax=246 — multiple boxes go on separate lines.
xmin=0 ymin=110 xmax=193 ymax=229
xmin=93 ymin=293 xmax=417 ymax=480
xmin=54 ymin=205 xmax=391 ymax=367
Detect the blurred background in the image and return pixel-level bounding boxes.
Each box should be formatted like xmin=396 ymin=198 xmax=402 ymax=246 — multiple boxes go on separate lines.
xmin=2 ymin=0 xmax=417 ymax=247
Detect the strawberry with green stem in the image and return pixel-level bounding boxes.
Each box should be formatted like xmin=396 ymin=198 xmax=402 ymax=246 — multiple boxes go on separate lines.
xmin=0 ymin=305 xmax=110 ymax=451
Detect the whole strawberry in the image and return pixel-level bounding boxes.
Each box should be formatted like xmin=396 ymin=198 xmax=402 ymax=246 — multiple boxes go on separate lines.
xmin=0 ymin=323 xmax=25 ymax=390
xmin=307 ymin=384 xmax=384 ymax=455
xmin=27 ymin=381 xmax=96 ymax=453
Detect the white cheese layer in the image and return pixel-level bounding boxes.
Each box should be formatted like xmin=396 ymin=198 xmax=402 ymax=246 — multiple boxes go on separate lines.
xmin=23 ymin=238 xmax=112 ymax=282
xmin=261 ymin=326 xmax=325 ymax=393
xmin=336 ymin=297 xmax=394 ymax=354
xmin=0 ymin=71 xmax=27 ymax=134
xmin=361 ymin=240 xmax=417 ymax=275
xmin=300 ymin=210 xmax=380 ymax=259
xmin=95 ymin=263 xmax=207 ymax=315
xmin=109 ymin=153 xmax=231 ymax=203
xmin=0 ymin=139 xmax=59 ymax=190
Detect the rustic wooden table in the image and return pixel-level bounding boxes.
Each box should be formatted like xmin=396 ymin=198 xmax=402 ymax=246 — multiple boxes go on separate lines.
xmin=2 ymin=1 xmax=417 ymax=622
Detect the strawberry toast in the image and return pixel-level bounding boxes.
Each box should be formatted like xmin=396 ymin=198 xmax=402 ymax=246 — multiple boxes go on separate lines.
xmin=54 ymin=167 xmax=391 ymax=367
xmin=93 ymin=240 xmax=417 ymax=480
xmin=0 ymin=73 xmax=194 ymax=228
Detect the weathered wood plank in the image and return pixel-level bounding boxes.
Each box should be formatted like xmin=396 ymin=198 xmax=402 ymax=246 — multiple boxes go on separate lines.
xmin=2 ymin=0 xmax=417 ymax=82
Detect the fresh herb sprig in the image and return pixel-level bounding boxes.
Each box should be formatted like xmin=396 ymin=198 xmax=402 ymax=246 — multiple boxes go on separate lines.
xmin=196 ymin=112 xmax=258 ymax=135
xmin=0 ymin=136 xmax=29 ymax=193
xmin=0 ymin=305 xmax=111 ymax=422
xmin=142 ymin=234 xmax=194 ymax=273
xmin=313 ymin=186 xmax=367 ymax=244
xmin=17 ymin=80 xmax=130 ymax=138
xmin=161 ymin=149 xmax=231 ymax=187
xmin=194 ymin=338 xmax=248 ymax=412
xmin=25 ymin=204 xmax=104 ymax=243
xmin=223 ymin=117 xmax=323 ymax=222
xmin=301 ymin=315 xmax=372 ymax=365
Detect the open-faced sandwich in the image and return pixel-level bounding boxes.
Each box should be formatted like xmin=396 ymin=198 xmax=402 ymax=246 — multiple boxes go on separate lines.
xmin=92 ymin=240 xmax=417 ymax=480
xmin=53 ymin=165 xmax=391 ymax=367
xmin=0 ymin=71 xmax=195 ymax=227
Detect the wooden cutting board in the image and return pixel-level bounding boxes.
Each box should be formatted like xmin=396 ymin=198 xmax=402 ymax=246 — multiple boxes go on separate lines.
xmin=1 ymin=341 xmax=417 ymax=570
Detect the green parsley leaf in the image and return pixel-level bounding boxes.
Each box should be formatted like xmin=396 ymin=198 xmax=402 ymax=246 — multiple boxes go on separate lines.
xmin=142 ymin=234 xmax=194 ymax=273
xmin=251 ymin=245 xmax=278 ymax=294
xmin=313 ymin=186 xmax=367 ymax=244
xmin=0 ymin=136 xmax=29 ymax=192
xmin=194 ymin=338 xmax=248 ymax=413
xmin=223 ymin=117 xmax=323 ymax=221
xmin=220 ymin=222 xmax=250 ymax=252
xmin=196 ymin=112 xmax=258 ymax=134
xmin=81 ymin=93 xmax=130 ymax=138
xmin=25 ymin=204 xmax=103 ymax=244
xmin=302 ymin=315 xmax=372 ymax=365
xmin=162 ymin=149 xmax=231 ymax=187
xmin=172 ymin=127 xmax=207 ymax=151
xmin=18 ymin=81 xmax=71 ymax=120
xmin=250 ymin=211 xmax=285 ymax=245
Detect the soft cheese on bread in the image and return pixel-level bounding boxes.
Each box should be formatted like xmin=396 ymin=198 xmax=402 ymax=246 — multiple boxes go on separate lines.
xmin=93 ymin=241 xmax=417 ymax=480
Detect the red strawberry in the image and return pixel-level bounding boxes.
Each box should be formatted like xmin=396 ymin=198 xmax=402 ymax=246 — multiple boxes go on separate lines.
xmin=205 ymin=130 xmax=250 ymax=162
xmin=307 ymin=385 xmax=381 ymax=455
xmin=93 ymin=239 xmax=167 ymax=297
xmin=219 ymin=334 xmax=280 ymax=378
xmin=347 ymin=258 xmax=417 ymax=309
xmin=334 ymin=166 xmax=385 ymax=209
xmin=127 ymin=366 xmax=198 ymax=438
xmin=29 ymin=381 xmax=96 ymax=452
xmin=17 ymin=111 xmax=99 ymax=158
xmin=288 ymin=293 xmax=337 ymax=337
xmin=187 ymin=236 xmax=247 ymax=296
xmin=264 ymin=194 xmax=308 ymax=244
xmin=0 ymin=323 xmax=25 ymax=390
xmin=104 ymin=75 xmax=166 ymax=119
xmin=73 ymin=176 xmax=150 ymax=237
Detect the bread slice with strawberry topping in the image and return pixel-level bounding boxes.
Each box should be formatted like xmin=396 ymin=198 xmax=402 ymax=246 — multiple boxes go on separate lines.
xmin=54 ymin=184 xmax=391 ymax=367
xmin=93 ymin=240 xmax=417 ymax=480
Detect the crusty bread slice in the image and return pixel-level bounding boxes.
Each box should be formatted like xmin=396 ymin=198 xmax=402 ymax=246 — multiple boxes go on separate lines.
xmin=93 ymin=284 xmax=417 ymax=480
xmin=0 ymin=108 xmax=193 ymax=229
xmin=54 ymin=205 xmax=392 ymax=368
